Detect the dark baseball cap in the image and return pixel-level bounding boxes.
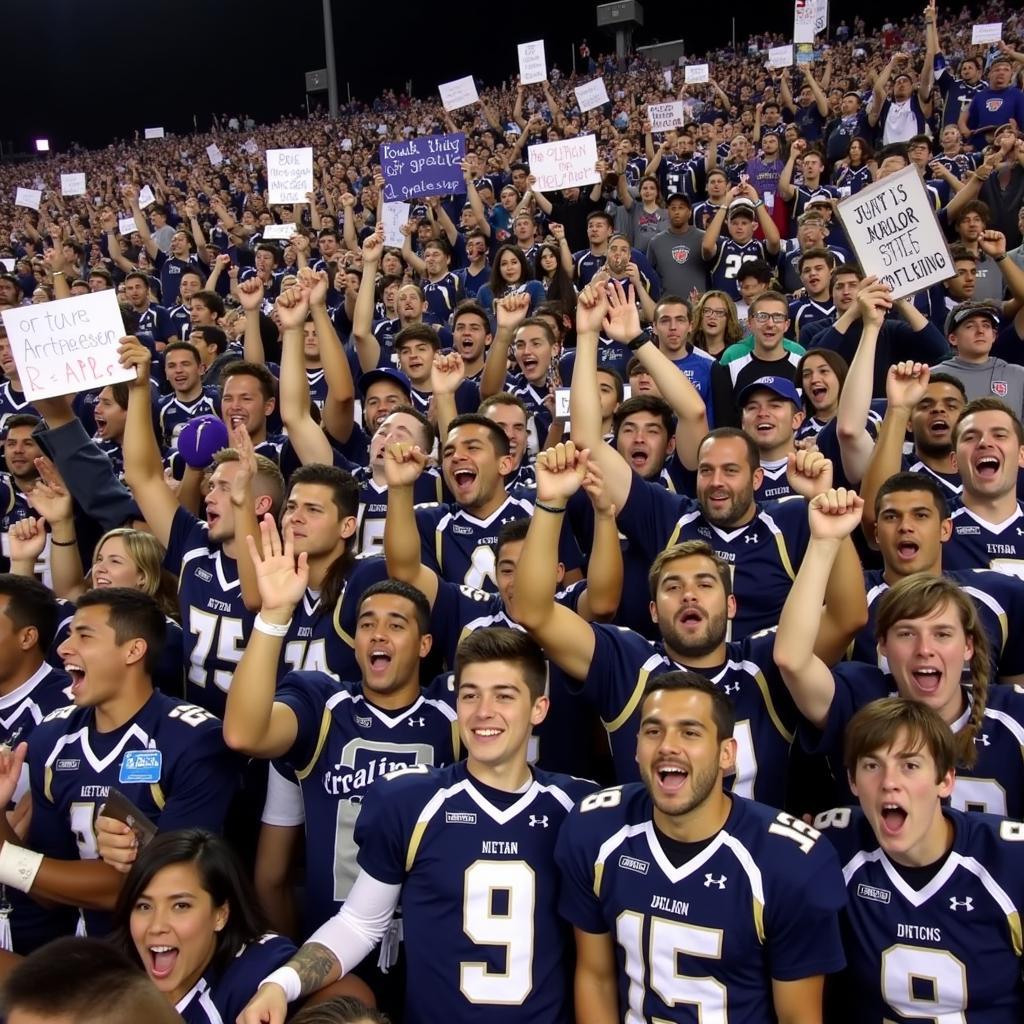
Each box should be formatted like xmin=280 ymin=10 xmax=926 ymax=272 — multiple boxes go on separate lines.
xmin=945 ymin=301 xmax=1000 ymax=335
xmin=358 ymin=366 xmax=413 ymax=400
xmin=666 ymin=191 xmax=692 ymax=206
xmin=737 ymin=375 xmax=801 ymax=407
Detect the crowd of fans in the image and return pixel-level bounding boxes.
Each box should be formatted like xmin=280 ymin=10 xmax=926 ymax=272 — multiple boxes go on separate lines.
xmin=1 ymin=1 xmax=1024 ymax=1022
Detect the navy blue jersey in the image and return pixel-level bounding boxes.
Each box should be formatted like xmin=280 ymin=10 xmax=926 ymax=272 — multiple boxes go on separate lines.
xmin=152 ymin=251 xmax=206 ymax=308
xmin=16 ymin=693 xmax=236 ymax=952
xmin=936 ymin=58 xmax=987 ymax=126
xmin=415 ymin=494 xmax=582 ymax=592
xmin=0 ymin=381 xmax=37 ymax=433
xmin=306 ymin=367 xmax=328 ymax=410
xmin=558 ymin=338 xmax=633 ymax=382
xmin=944 ymin=503 xmax=1024 ymax=580
xmin=616 ymin=474 xmax=811 ymax=639
xmin=790 ymin=299 xmax=836 ymax=340
xmin=354 ymin=467 xmax=443 ymax=556
xmin=136 ymin=303 xmax=176 ymax=344
xmin=421 ymin=273 xmax=463 ymax=324
xmin=691 ymin=200 xmax=725 ymax=232
xmin=808 ymin=666 xmax=1024 ymax=816
xmin=855 ymin=569 xmax=1024 ymax=680
xmin=709 ymin=237 xmax=770 ymax=299
xmin=657 ymin=154 xmax=706 ymax=201
xmin=276 ymin=670 xmax=459 ymax=923
xmin=408 ymin=379 xmax=479 ymax=419
xmin=176 ymin=933 xmax=297 ymax=1024
xmin=165 ymin=507 xmax=254 ymax=716
xmin=754 ymin=457 xmax=802 ymax=502
xmin=158 ymin=388 xmax=220 ymax=448
xmin=556 ymin=786 xmax=846 ymax=1023
xmin=569 ymin=624 xmax=796 ymax=805
xmin=355 ymin=761 xmax=596 ymax=1024
xmin=818 ymin=806 xmax=1024 ymax=1022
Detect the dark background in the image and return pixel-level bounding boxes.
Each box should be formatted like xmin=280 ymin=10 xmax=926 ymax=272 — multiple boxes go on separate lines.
xmin=5 ymin=0 xmax=930 ymax=153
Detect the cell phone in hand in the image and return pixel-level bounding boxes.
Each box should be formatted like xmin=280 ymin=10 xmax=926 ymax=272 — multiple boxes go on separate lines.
xmin=102 ymin=789 xmax=158 ymax=849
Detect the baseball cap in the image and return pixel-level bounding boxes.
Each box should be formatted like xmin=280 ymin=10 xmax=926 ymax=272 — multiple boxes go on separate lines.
xmin=358 ymin=366 xmax=413 ymax=400
xmin=737 ymin=375 xmax=801 ymax=407
xmin=727 ymin=198 xmax=756 ymax=219
xmin=806 ymin=190 xmax=834 ymax=208
xmin=944 ymin=301 xmax=1000 ymax=335
xmin=665 ymin=191 xmax=692 ymax=206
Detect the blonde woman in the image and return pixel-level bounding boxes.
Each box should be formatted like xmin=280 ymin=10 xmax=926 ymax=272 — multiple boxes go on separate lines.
xmin=691 ymin=290 xmax=743 ymax=357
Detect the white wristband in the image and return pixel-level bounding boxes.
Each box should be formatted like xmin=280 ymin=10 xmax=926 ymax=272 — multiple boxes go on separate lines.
xmin=254 ymin=614 xmax=292 ymax=638
xmin=260 ymin=965 xmax=302 ymax=1003
xmin=0 ymin=842 xmax=44 ymax=893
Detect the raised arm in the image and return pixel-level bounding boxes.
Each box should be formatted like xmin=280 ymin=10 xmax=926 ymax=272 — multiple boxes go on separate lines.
xmin=122 ymin=184 xmax=159 ymax=261
xmin=229 ymin=425 xmax=266 ymax=614
xmin=573 ymin=459 xmax=623 ymax=622
xmin=383 ymin=443 xmax=439 ymax=605
xmin=429 ymin=351 xmax=464 ymax=443
xmin=460 ymin=160 xmax=491 ymax=239
xmin=401 ymin=221 xmax=427 ymax=277
xmin=481 ymin=293 xmax=530 ymax=399
xmin=351 ymin=228 xmax=384 ymax=372
xmin=700 ymin=190 xmax=731 ymax=261
xmin=236 ymin=276 xmax=267 ymax=365
xmin=801 ymin=65 xmax=830 ymax=118
xmin=778 ymin=139 xmax=804 ymax=202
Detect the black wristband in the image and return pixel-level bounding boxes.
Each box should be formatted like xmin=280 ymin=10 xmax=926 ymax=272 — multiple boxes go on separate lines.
xmin=535 ymin=501 xmax=567 ymax=514
xmin=627 ymin=328 xmax=653 ymax=352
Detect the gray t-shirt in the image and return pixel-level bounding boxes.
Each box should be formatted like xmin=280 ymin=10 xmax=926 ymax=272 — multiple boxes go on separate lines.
xmin=646 ymin=226 xmax=708 ymax=299
xmin=933 ymin=355 xmax=1024 ymax=418
xmin=973 ymin=252 xmax=1006 ymax=304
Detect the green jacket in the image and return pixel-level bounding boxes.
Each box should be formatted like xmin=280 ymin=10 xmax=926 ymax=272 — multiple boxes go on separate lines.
xmin=720 ymin=335 xmax=805 ymax=364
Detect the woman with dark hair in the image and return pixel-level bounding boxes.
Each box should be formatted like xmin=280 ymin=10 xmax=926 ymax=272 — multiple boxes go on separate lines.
xmin=833 ymin=137 xmax=875 ymax=194
xmin=533 ymin=241 xmax=576 ymax=308
xmin=110 ymin=829 xmax=296 ymax=1024
xmin=795 ymin=347 xmax=849 ymax=439
xmin=475 ymin=244 xmax=545 ymax=318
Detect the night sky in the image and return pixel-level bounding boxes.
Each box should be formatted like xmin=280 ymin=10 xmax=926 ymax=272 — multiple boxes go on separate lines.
xmin=6 ymin=0 xmax=926 ymax=153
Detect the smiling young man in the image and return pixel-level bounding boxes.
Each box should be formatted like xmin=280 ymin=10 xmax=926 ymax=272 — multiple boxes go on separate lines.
xmin=815 ymin=698 xmax=1024 ymax=1021
xmin=0 ymin=589 xmax=236 ymax=954
xmin=238 ymin=628 xmax=595 ymax=1024
xmin=157 ymin=341 xmax=220 ymax=448
xmin=739 ymin=376 xmax=805 ymax=501
xmin=555 ymin=671 xmax=847 ymax=1024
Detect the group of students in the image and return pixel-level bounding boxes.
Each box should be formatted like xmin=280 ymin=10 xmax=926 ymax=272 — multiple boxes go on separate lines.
xmin=2 ymin=4 xmax=1024 ymax=1024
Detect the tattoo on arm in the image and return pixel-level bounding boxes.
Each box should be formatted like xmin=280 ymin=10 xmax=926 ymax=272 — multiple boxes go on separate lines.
xmin=290 ymin=941 xmax=341 ymax=996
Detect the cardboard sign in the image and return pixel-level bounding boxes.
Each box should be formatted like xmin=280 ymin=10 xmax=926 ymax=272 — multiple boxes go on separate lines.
xmin=972 ymin=23 xmax=1002 ymax=43
xmin=518 ymin=40 xmax=547 ymax=85
xmin=380 ymin=201 xmax=409 ymax=247
xmin=794 ymin=0 xmax=827 ymax=42
xmin=768 ymin=44 xmax=795 ymax=69
xmin=144 ymin=127 xmax=164 ymax=140
xmin=118 ymin=216 xmax=138 ymax=235
xmin=527 ymin=135 xmax=600 ymax=192
xmin=379 ymin=133 xmax=467 ymax=200
xmin=836 ymin=165 xmax=954 ymax=300
xmin=138 ymin=185 xmax=156 ymax=209
xmin=243 ymin=139 xmax=258 ymax=155
xmin=796 ymin=43 xmax=816 ymax=65
xmin=438 ymin=76 xmax=478 ymax=111
xmin=60 ymin=173 xmax=86 ymax=197
xmin=0 ymin=259 xmax=14 ymax=272
xmin=15 ymin=188 xmax=41 ymax=211
xmin=662 ymin=68 xmax=673 ymax=89
xmin=575 ymin=77 xmax=610 ymax=113
xmin=0 ymin=290 xmax=136 ymax=401
xmin=648 ymin=102 xmax=685 ymax=132
xmin=266 ymin=147 xmax=313 ymax=205
xmin=262 ymin=223 xmax=297 ymax=240
xmin=684 ymin=64 xmax=709 ymax=84
xmin=206 ymin=143 xmax=224 ymax=167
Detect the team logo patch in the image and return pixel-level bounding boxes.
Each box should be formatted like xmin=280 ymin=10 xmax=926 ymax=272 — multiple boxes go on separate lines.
xmin=992 ymin=381 xmax=1008 ymax=397
xmin=55 ymin=758 xmax=80 ymax=771
xmin=195 ymin=568 xmax=213 ymax=583
xmin=119 ymin=749 xmax=163 ymax=784
xmin=857 ymin=883 xmax=891 ymax=904
xmin=619 ymin=855 xmax=649 ymax=874
xmin=445 ymin=811 xmax=477 ymax=824
xmin=985 ymin=98 xmax=1004 ymax=112
xmin=671 ymin=245 xmax=691 ymax=264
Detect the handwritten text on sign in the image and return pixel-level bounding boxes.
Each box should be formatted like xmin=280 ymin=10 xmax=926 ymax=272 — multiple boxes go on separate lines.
xmin=0 ymin=290 xmax=136 ymax=401
xmin=837 ymin=165 xmax=954 ymax=300
xmin=528 ymin=136 xmax=600 ymax=193
xmin=266 ymin=148 xmax=313 ymax=205
xmin=379 ymin=133 xmax=467 ymax=201
xmin=648 ymin=102 xmax=685 ymax=132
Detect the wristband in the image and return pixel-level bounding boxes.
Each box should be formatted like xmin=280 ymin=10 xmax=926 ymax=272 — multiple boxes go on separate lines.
xmin=0 ymin=843 xmax=44 ymax=894
xmin=260 ymin=966 xmax=302 ymax=1004
xmin=627 ymin=328 xmax=654 ymax=352
xmin=52 ymin=270 xmax=65 ymax=277
xmin=535 ymin=501 xmax=567 ymax=514
xmin=993 ymin=253 xmax=1007 ymax=263
xmin=254 ymin=614 xmax=292 ymax=637
xmin=51 ymin=537 xmax=77 ymax=547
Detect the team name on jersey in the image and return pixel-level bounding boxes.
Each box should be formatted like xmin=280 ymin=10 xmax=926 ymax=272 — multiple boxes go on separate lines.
xmin=650 ymin=895 xmax=690 ymax=916
xmin=988 ymin=544 xmax=1016 ymax=555
xmin=481 ymin=840 xmax=519 ymax=854
xmin=80 ymin=785 xmax=110 ymax=798
xmin=205 ymin=597 xmax=233 ymax=612
xmin=322 ymin=743 xmax=434 ymax=797
xmin=896 ymin=923 xmax=943 ymax=942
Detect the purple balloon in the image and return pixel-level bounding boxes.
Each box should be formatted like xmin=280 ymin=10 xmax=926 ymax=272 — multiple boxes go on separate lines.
xmin=176 ymin=415 xmax=229 ymax=468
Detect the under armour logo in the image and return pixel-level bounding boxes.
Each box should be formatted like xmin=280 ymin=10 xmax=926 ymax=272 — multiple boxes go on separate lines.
xmin=723 ymin=682 xmax=740 ymax=695
xmin=744 ymin=533 xmax=759 ymax=544
xmin=1017 ymin=528 xmax=1024 ymax=536
xmin=407 ymin=717 xmax=426 ymax=728
xmin=704 ymin=873 xmax=727 ymax=889
xmin=528 ymin=815 xmax=549 ymax=828
xmin=975 ymin=733 xmax=991 ymax=746
xmin=949 ymin=897 xmax=973 ymax=912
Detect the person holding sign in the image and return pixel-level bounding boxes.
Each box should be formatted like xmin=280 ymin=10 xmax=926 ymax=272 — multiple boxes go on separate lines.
xmin=867 ymin=48 xmax=936 ymax=146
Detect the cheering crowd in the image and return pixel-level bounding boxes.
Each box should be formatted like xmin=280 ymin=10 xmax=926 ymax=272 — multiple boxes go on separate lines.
xmin=1 ymin=1 xmax=1024 ymax=1022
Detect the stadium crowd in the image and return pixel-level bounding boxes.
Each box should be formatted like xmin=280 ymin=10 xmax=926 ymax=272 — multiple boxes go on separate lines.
xmin=2 ymin=0 xmax=1024 ymax=1021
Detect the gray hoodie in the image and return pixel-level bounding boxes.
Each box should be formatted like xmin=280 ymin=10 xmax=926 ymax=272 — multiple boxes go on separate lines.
xmin=933 ymin=356 xmax=1024 ymax=417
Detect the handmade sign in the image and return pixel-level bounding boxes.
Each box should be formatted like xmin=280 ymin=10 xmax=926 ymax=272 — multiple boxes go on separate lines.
xmin=378 ymin=133 xmax=467 ymax=200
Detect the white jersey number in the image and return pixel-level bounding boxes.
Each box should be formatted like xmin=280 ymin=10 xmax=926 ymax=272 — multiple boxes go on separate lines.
xmin=881 ymin=945 xmax=967 ymax=1022
xmin=187 ymin=609 xmax=244 ymax=692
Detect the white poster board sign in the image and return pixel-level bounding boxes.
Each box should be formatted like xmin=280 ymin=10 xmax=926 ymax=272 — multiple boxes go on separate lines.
xmin=262 ymin=223 xmax=297 ymax=240
xmin=527 ymin=136 xmax=600 ymax=192
xmin=518 ymin=40 xmax=547 ymax=85
xmin=0 ymin=290 xmax=136 ymax=401
xmin=244 ymin=139 xmax=258 ymax=155
xmin=138 ymin=185 xmax=156 ymax=209
xmin=144 ymin=127 xmax=164 ymax=140
xmin=380 ymin=202 xmax=409 ymax=247
xmin=438 ymin=76 xmax=479 ymax=111
xmin=575 ymin=77 xmax=610 ymax=112
xmin=684 ymin=64 xmax=709 ymax=84
xmin=648 ymin=102 xmax=685 ymax=132
xmin=15 ymin=188 xmax=41 ymax=211
xmin=837 ymin=165 xmax=954 ymax=300
xmin=207 ymin=143 xmax=224 ymax=167
xmin=266 ymin=148 xmax=313 ymax=205
xmin=118 ymin=216 xmax=138 ymax=235
xmin=60 ymin=173 xmax=86 ymax=197
xmin=769 ymin=45 xmax=795 ymax=69
xmin=972 ymin=23 xmax=1002 ymax=43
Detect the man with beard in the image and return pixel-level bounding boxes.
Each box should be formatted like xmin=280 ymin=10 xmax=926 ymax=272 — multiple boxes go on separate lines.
xmin=554 ymin=671 xmax=846 ymax=1024
xmin=645 ymin=193 xmax=708 ymax=300
xmin=515 ymin=439 xmax=866 ymax=803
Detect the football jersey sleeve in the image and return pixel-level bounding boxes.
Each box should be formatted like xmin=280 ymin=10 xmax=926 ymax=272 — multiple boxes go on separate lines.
xmin=615 ymin=472 xmax=695 ymax=563
xmin=578 ymin=624 xmax=660 ymax=719
xmin=352 ymin=767 xmax=428 ymax=885
xmin=800 ymin=663 xmax=889 ymax=757
xmin=163 ymin=505 xmax=205 ymax=570
xmin=414 ymin=504 xmax=449 ymax=574
xmin=275 ymin=671 xmax=343 ymax=770
xmin=214 ymin=934 xmax=297 ymax=1022
xmin=554 ymin=800 xmax=611 ymax=934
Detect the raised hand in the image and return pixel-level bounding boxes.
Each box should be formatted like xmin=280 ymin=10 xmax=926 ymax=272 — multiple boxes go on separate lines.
xmin=431 ymin=351 xmax=465 ymax=395
xmin=245 ymin=515 xmax=309 ymax=619
xmin=979 ymin=229 xmax=1007 ymax=260
xmin=856 ymin=276 xmax=893 ymax=327
xmin=384 ymin=442 xmax=428 ymax=488
xmin=495 ymin=291 xmax=531 ymax=331
xmin=362 ymin=226 xmax=385 ymax=265
xmin=581 ymin=457 xmax=615 ymax=518
xmin=535 ymin=441 xmax=590 ymax=505
xmin=117 ymin=336 xmax=151 ymax=387
xmin=786 ymin=449 xmax=834 ymax=500
xmin=299 ymin=267 xmax=329 ymax=307
xmin=228 ymin=425 xmax=257 ymax=509
xmin=8 ymin=517 xmax=48 ymax=565
xmin=808 ymin=488 xmax=865 ymax=541
xmin=601 ymin=280 xmax=642 ymax=342
xmin=274 ymin=284 xmax=309 ymax=331
xmin=575 ymin=282 xmax=610 ymax=335
xmin=886 ymin=360 xmax=930 ymax=411
xmin=237 ymin=277 xmax=265 ymax=312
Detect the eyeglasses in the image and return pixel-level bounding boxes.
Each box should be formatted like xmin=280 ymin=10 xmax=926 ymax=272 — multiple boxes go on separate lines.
xmin=702 ymin=308 xmax=728 ymax=319
xmin=751 ymin=311 xmax=788 ymax=324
